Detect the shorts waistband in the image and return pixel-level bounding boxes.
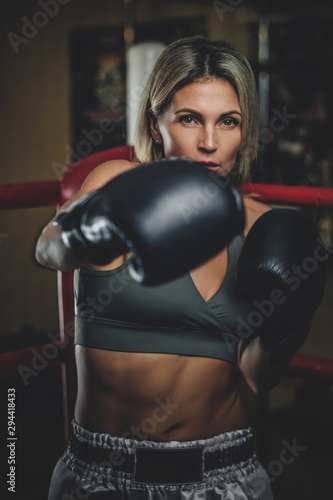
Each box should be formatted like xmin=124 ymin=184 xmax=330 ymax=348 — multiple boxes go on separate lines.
xmin=68 ymin=421 xmax=255 ymax=485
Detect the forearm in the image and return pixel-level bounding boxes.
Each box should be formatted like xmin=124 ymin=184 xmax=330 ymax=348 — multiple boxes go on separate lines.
xmin=35 ymin=221 xmax=87 ymax=272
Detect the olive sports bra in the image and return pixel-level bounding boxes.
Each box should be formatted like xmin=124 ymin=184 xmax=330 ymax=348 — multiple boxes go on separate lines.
xmin=74 ymin=233 xmax=247 ymax=364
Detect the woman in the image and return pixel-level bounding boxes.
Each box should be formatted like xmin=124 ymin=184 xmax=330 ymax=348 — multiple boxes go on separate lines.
xmin=36 ymin=36 xmax=278 ymax=499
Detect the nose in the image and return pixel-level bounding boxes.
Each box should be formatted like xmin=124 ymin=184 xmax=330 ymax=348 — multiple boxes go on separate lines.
xmin=198 ymin=126 xmax=217 ymax=153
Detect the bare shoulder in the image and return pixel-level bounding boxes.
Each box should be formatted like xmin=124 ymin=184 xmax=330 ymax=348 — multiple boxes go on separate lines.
xmin=79 ymin=159 xmax=139 ymax=193
xmin=242 ymin=196 xmax=271 ymax=236
xmin=60 ymin=159 xmax=140 ymax=210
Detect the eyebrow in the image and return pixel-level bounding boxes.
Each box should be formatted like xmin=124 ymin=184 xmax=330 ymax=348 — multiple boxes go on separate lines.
xmin=174 ymin=108 xmax=242 ymax=118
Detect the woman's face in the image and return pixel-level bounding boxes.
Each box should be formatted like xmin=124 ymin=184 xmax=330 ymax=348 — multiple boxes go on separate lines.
xmin=150 ymin=78 xmax=242 ymax=177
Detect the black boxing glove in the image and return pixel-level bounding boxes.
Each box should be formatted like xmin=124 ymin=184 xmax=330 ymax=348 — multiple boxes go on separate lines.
xmin=236 ymin=209 xmax=328 ymax=363
xmin=54 ymin=158 xmax=245 ymax=285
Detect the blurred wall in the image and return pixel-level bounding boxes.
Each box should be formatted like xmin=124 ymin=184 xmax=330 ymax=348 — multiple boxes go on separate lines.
xmin=0 ymin=0 xmax=258 ymax=338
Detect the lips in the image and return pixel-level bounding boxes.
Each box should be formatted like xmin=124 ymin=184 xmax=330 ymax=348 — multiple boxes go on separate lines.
xmin=198 ymin=161 xmax=220 ymax=172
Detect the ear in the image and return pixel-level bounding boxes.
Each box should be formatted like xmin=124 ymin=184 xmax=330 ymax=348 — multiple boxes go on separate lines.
xmin=148 ymin=109 xmax=162 ymax=144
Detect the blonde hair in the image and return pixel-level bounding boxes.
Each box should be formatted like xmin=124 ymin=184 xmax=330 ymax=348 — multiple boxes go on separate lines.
xmin=134 ymin=36 xmax=259 ymax=186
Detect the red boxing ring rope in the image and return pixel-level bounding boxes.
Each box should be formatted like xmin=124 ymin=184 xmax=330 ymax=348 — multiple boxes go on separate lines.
xmin=0 ymin=175 xmax=333 ymax=439
xmin=243 ymin=183 xmax=333 ymax=207
xmin=0 ymin=180 xmax=60 ymax=209
xmin=2 ymin=180 xmax=333 ymax=210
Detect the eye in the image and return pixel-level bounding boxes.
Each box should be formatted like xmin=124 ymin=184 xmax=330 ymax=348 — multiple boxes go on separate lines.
xmin=221 ymin=117 xmax=240 ymax=127
xmin=180 ymin=115 xmax=197 ymax=125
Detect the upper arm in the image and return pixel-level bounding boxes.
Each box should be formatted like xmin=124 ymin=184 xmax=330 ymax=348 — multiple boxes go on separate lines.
xmin=237 ymin=197 xmax=274 ymax=391
xmin=238 ymin=336 xmax=285 ymax=394
xmin=238 ymin=199 xmax=287 ymax=393
xmin=242 ymin=196 xmax=271 ymax=236
xmin=59 ymin=159 xmax=138 ymax=213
